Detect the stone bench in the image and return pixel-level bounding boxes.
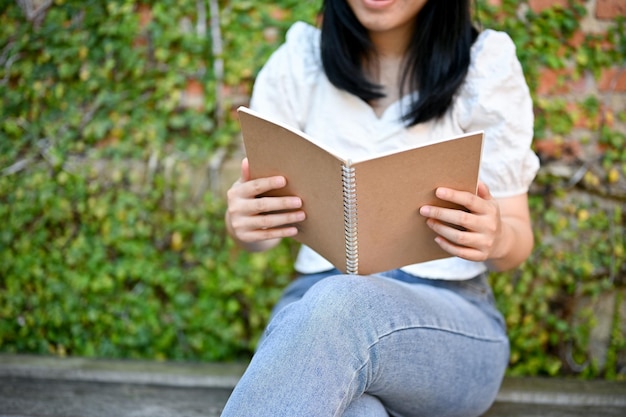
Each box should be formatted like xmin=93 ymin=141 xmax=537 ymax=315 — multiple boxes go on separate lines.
xmin=0 ymin=354 xmax=624 ymax=417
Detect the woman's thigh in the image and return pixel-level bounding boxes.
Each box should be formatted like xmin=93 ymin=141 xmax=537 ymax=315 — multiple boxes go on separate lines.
xmin=265 ymin=273 xmax=509 ymax=416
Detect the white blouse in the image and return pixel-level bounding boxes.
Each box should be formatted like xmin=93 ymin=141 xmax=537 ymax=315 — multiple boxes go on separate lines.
xmin=249 ymin=22 xmax=540 ymax=280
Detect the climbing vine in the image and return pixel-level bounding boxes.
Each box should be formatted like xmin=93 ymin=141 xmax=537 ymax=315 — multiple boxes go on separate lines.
xmin=0 ymin=0 xmax=624 ymax=378
xmin=479 ymin=0 xmax=626 ymax=379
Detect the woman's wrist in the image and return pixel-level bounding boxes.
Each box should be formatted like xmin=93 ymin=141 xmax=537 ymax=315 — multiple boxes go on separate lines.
xmin=486 ymin=218 xmax=534 ymax=272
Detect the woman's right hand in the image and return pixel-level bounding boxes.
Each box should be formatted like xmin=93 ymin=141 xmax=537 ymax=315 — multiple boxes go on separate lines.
xmin=225 ymin=158 xmax=306 ymax=252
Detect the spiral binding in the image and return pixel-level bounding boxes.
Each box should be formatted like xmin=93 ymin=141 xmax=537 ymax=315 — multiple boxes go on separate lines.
xmin=341 ymin=162 xmax=359 ymax=275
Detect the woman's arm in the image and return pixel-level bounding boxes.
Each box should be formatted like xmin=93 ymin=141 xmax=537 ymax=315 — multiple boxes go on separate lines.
xmin=225 ymin=158 xmax=306 ymax=252
xmin=419 ymin=182 xmax=533 ymax=272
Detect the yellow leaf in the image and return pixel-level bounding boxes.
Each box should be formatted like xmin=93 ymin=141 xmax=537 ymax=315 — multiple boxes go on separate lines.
xmin=171 ymin=232 xmax=183 ymax=251
xmin=79 ymin=67 xmax=89 ymax=81
xmin=79 ymin=46 xmax=88 ymax=60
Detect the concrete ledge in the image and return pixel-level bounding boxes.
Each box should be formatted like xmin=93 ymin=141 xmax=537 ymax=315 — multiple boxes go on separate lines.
xmin=496 ymin=376 xmax=626 ymax=407
xmin=1 ymin=354 xmax=625 ymax=417
xmin=0 ymin=354 xmax=246 ymax=389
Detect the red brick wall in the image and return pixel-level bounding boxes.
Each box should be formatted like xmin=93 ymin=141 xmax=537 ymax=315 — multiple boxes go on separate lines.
xmin=530 ymin=1 xmax=625 ymax=187
xmin=505 ymin=0 xmax=626 ymax=18
xmin=596 ymin=0 xmax=626 ymax=19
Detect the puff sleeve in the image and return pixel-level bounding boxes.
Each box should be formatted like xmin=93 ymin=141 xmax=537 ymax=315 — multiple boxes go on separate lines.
xmin=249 ymin=22 xmax=322 ymax=131
xmin=455 ymin=30 xmax=540 ymax=198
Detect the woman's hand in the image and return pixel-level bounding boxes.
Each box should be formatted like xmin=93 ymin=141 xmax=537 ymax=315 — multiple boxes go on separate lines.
xmin=419 ymin=182 xmax=533 ymax=271
xmin=225 ymin=158 xmax=306 ymax=252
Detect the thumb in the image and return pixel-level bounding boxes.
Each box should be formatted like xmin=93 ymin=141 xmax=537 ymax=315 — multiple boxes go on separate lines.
xmin=477 ymin=181 xmax=493 ymax=200
xmin=240 ymin=157 xmax=251 ymax=182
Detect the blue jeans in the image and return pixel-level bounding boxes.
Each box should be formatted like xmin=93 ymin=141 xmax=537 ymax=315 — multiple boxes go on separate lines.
xmin=220 ymin=269 xmax=509 ymax=417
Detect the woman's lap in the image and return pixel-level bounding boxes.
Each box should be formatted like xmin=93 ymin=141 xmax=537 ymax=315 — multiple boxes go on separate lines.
xmin=221 ymin=271 xmax=509 ymax=417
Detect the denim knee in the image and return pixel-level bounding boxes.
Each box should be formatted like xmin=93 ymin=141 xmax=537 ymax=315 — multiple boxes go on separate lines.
xmin=301 ymin=274 xmax=384 ymax=324
xmin=264 ymin=274 xmax=384 ymax=345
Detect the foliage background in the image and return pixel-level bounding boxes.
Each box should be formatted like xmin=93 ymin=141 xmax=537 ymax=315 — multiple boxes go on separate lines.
xmin=1 ymin=0 xmax=625 ymax=378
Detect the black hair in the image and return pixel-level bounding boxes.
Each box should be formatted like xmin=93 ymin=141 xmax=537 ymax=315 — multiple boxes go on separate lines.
xmin=320 ymin=0 xmax=478 ymax=126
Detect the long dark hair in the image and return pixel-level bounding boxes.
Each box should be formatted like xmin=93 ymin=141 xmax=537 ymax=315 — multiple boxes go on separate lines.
xmin=320 ymin=0 xmax=478 ymax=126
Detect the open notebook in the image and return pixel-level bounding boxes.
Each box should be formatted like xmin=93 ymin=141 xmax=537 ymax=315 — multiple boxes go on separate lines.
xmin=237 ymin=106 xmax=484 ymax=275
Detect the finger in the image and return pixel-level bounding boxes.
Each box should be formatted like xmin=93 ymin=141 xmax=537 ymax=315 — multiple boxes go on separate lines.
xmin=236 ymin=211 xmax=306 ymax=242
xmin=426 ymin=218 xmax=480 ymax=248
xmin=228 ymin=195 xmax=302 ymax=230
xmin=241 ymin=157 xmax=250 ymax=182
xmin=476 ymin=181 xmax=493 ymax=201
xmin=252 ymin=209 xmax=306 ymax=230
xmin=420 ymin=204 xmax=475 ymax=231
xmin=423 ymin=202 xmax=499 ymax=245
xmin=233 ymin=175 xmax=288 ymax=200
xmin=229 ymin=197 xmax=305 ymax=230
xmin=425 ymin=213 xmax=497 ymax=260
xmin=249 ymin=195 xmax=303 ymax=216
xmin=434 ymin=187 xmax=485 ymax=214
xmin=432 ymin=235 xmax=489 ymax=262
xmin=239 ymin=225 xmax=300 ymax=242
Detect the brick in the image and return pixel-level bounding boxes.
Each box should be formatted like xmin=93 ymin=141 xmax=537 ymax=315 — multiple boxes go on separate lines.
xmin=567 ymin=30 xmax=586 ymax=48
xmin=132 ymin=36 xmax=148 ymax=48
xmin=537 ymin=68 xmax=566 ymax=95
xmin=596 ymin=0 xmax=626 ymax=19
xmin=132 ymin=4 xmax=152 ymax=49
xmin=182 ymin=79 xmax=204 ymax=111
xmin=528 ymin=0 xmax=568 ymax=13
xmin=483 ymin=0 xmax=506 ymax=20
xmin=268 ymin=6 xmax=289 ymax=21
xmin=566 ymin=102 xmax=601 ymax=129
xmin=221 ymin=83 xmax=251 ymax=98
xmin=533 ymin=138 xmax=559 ymax=159
xmin=534 ymin=137 xmax=583 ymax=161
xmin=136 ymin=4 xmax=152 ymax=29
xmin=584 ymin=33 xmax=616 ymax=52
xmin=536 ymin=67 xmax=587 ymax=95
xmin=598 ymin=67 xmax=626 ymax=92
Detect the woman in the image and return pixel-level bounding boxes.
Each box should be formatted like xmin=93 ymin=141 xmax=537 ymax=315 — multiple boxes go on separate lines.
xmin=222 ymin=0 xmax=539 ymax=416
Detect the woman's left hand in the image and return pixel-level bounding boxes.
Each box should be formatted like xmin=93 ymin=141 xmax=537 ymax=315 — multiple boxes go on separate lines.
xmin=419 ymin=182 xmax=502 ymax=263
